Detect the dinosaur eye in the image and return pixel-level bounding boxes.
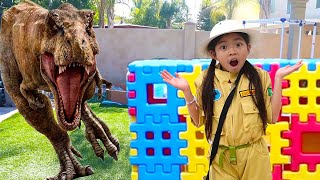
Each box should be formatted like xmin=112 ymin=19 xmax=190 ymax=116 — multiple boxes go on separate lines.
xmin=58 ymin=27 xmax=64 ymax=35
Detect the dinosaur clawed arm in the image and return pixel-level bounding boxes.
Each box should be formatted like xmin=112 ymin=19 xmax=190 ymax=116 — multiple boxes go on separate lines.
xmin=94 ymin=69 xmax=112 ymax=100
xmin=81 ymin=102 xmax=120 ymax=160
xmin=20 ymin=83 xmax=45 ymax=110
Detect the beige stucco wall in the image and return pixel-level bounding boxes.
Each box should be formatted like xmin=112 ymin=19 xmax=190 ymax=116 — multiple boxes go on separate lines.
xmin=269 ymin=0 xmax=320 ymax=19
xmin=94 ymin=23 xmax=320 ymax=88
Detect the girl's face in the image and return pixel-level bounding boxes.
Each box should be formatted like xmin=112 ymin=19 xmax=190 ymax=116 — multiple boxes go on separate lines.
xmin=209 ymin=33 xmax=251 ymax=73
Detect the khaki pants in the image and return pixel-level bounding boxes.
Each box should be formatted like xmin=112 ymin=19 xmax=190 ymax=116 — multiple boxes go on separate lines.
xmin=208 ymin=138 xmax=272 ymax=180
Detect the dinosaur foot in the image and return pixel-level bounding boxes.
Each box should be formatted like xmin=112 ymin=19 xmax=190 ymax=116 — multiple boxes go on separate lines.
xmin=82 ymin=103 xmax=120 ymax=160
xmin=46 ymin=146 xmax=93 ymax=180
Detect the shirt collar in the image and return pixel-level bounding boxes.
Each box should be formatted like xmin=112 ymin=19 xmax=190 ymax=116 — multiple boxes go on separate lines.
xmin=215 ymin=63 xmax=239 ymax=83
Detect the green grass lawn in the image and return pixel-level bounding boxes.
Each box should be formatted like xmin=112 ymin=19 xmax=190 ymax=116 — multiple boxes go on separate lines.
xmin=0 ymin=103 xmax=131 ymax=180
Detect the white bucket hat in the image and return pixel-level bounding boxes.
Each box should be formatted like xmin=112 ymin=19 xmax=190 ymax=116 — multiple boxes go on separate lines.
xmin=199 ymin=20 xmax=260 ymax=56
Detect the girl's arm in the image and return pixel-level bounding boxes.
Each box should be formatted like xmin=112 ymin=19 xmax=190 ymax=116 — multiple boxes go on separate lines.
xmin=271 ymin=60 xmax=303 ymax=123
xmin=182 ymin=87 xmax=201 ymax=127
xmin=160 ymin=70 xmax=201 ymax=126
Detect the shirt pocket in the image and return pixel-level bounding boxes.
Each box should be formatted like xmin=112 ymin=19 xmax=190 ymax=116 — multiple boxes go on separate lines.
xmin=241 ymin=100 xmax=261 ymax=132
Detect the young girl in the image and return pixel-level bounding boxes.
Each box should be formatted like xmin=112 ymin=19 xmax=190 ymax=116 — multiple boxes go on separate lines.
xmin=160 ymin=20 xmax=302 ymax=180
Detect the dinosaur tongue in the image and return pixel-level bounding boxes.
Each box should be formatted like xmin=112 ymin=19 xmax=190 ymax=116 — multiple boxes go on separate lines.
xmin=56 ymin=68 xmax=81 ymax=120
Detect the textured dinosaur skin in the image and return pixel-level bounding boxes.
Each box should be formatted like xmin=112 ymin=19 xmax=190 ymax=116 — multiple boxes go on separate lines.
xmin=0 ymin=1 xmax=119 ymax=179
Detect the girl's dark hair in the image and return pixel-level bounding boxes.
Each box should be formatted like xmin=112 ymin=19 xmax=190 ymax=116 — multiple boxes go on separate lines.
xmin=202 ymin=32 xmax=267 ymax=141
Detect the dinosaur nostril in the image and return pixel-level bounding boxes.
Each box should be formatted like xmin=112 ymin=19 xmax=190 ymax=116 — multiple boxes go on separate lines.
xmin=82 ymin=39 xmax=85 ymax=45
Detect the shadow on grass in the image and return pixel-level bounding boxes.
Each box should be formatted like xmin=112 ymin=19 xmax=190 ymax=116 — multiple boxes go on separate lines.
xmin=0 ymin=103 xmax=131 ymax=180
xmin=0 ymin=148 xmax=23 ymax=161
xmin=68 ymin=104 xmax=131 ymax=179
xmin=70 ymin=129 xmax=131 ymax=179
xmin=89 ymin=104 xmax=128 ymax=114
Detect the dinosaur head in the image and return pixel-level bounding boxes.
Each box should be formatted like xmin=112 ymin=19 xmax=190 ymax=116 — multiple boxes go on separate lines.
xmin=40 ymin=4 xmax=98 ymax=131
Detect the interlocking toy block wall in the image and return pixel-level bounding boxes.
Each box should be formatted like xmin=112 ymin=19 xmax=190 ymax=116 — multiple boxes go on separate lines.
xmin=127 ymin=59 xmax=320 ymax=180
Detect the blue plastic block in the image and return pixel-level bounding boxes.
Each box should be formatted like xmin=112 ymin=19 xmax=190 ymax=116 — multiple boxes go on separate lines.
xmin=138 ymin=165 xmax=181 ymax=180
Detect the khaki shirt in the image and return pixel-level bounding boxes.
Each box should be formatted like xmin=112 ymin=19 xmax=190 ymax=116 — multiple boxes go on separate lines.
xmin=194 ymin=63 xmax=272 ymax=146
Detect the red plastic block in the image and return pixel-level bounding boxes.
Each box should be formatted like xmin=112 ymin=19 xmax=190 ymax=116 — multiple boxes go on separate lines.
xmin=179 ymin=115 xmax=186 ymax=122
xmin=146 ymin=148 xmax=154 ymax=156
xmin=147 ymin=84 xmax=167 ymax=104
xmin=162 ymin=131 xmax=171 ymax=139
xmin=146 ymin=131 xmax=154 ymax=139
xmin=163 ymin=148 xmax=171 ymax=156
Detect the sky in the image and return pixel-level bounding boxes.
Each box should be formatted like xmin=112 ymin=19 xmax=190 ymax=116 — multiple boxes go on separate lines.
xmin=185 ymin=0 xmax=201 ymax=22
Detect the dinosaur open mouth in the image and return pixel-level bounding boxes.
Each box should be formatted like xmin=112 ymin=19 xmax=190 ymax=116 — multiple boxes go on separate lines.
xmin=40 ymin=53 xmax=96 ymax=131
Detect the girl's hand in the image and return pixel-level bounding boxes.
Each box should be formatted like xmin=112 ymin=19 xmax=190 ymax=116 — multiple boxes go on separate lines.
xmin=275 ymin=60 xmax=303 ymax=79
xmin=160 ymin=70 xmax=190 ymax=92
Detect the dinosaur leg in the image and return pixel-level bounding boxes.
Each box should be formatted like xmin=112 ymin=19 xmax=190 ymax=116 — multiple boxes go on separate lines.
xmin=0 ymin=64 xmax=93 ymax=180
xmin=81 ymin=102 xmax=120 ymax=160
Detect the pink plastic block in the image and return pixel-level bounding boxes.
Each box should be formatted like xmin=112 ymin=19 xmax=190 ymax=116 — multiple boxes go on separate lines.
xmin=282 ymin=97 xmax=290 ymax=105
xmin=128 ymin=90 xmax=136 ymax=98
xmin=282 ymin=114 xmax=320 ymax=172
xmin=282 ymin=80 xmax=290 ymax=88
xmin=278 ymin=113 xmax=290 ymax=122
xmin=129 ymin=107 xmax=137 ymax=116
xmin=268 ymin=64 xmax=280 ymax=89
xmin=128 ymin=73 xmax=136 ymax=82
xmin=272 ymin=165 xmax=283 ymax=180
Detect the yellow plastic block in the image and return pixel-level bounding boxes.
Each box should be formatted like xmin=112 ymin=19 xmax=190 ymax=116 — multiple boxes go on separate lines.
xmin=177 ymin=65 xmax=203 ymax=115
xmin=130 ymin=148 xmax=137 ymax=156
xmin=264 ymin=122 xmax=291 ymax=166
xmin=282 ymin=64 xmax=320 ymax=122
xmin=180 ymin=116 xmax=210 ymax=176
xmin=131 ymin=132 xmax=137 ymax=140
xmin=131 ymin=165 xmax=138 ymax=180
xmin=181 ymin=164 xmax=207 ymax=180
xmin=283 ymin=164 xmax=320 ymax=180
xmin=130 ymin=116 xmax=137 ymax=123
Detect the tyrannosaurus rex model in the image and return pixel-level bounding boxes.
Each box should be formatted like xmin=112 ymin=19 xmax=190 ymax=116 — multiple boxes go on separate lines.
xmin=0 ymin=1 xmax=119 ymax=179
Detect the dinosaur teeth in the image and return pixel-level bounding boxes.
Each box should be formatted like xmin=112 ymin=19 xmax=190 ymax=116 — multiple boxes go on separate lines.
xmin=59 ymin=66 xmax=67 ymax=74
xmin=58 ymin=63 xmax=89 ymax=74
xmin=85 ymin=65 xmax=90 ymax=75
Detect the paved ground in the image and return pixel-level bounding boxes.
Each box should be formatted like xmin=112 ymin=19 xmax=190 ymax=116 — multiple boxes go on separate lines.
xmin=0 ymin=107 xmax=18 ymax=123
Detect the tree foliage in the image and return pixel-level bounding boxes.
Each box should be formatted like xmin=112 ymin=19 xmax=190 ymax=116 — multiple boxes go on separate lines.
xmin=197 ymin=0 xmax=225 ymax=31
xmin=8 ymin=0 xmax=93 ymax=10
xmin=0 ymin=0 xmax=14 ymax=27
xmin=129 ymin=0 xmax=188 ymax=29
xmin=197 ymin=0 xmax=257 ymax=31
